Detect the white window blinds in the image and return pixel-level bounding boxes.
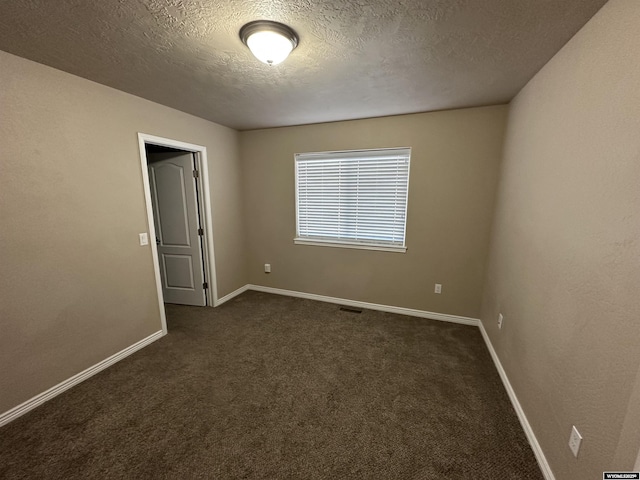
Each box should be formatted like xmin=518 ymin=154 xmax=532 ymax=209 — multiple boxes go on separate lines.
xmin=295 ymin=148 xmax=410 ymax=252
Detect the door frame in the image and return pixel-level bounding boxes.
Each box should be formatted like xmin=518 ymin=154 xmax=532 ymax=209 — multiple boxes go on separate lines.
xmin=138 ymin=133 xmax=218 ymax=333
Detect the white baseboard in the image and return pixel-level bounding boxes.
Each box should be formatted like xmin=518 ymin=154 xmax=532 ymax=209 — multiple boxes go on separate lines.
xmin=243 ymin=285 xmax=553 ymax=478
xmin=1 ymin=287 xmax=552 ymax=480
xmin=478 ymin=321 xmax=555 ymax=480
xmin=246 ymin=284 xmax=479 ymax=326
xmin=0 ymin=330 xmax=165 ymax=428
xmin=215 ymin=284 xmax=250 ymax=306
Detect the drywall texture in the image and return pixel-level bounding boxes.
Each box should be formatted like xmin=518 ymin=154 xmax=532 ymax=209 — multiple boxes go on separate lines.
xmin=481 ymin=0 xmax=640 ymax=478
xmin=241 ymin=106 xmax=507 ymax=318
xmin=0 ymin=50 xmax=247 ymax=414
xmin=0 ymin=0 xmax=606 ymax=129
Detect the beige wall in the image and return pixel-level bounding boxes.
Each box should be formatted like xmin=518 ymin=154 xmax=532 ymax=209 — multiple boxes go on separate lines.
xmin=481 ymin=0 xmax=640 ymax=478
xmin=0 ymin=50 xmax=247 ymax=414
xmin=240 ymin=106 xmax=507 ymax=318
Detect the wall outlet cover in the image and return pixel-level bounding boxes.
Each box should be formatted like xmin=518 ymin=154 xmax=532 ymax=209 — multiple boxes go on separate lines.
xmin=569 ymin=425 xmax=582 ymax=457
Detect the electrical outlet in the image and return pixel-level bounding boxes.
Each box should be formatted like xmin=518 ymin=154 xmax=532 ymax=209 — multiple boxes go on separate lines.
xmin=498 ymin=313 xmax=504 ymax=329
xmin=568 ymin=425 xmax=582 ymax=457
xmin=434 ymin=283 xmax=442 ymax=294
xmin=264 ymin=263 xmax=271 ymax=273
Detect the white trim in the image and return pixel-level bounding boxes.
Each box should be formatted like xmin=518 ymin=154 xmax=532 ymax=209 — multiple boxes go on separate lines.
xmin=293 ymin=238 xmax=407 ymax=253
xmin=0 ymin=280 xmax=553 ymax=480
xmin=137 ymin=137 xmax=168 ymax=333
xmin=246 ymin=284 xmax=478 ymax=326
xmin=194 ymin=149 xmax=219 ymax=306
xmin=216 ymin=284 xmax=250 ymax=306
xmin=294 ymin=147 xmax=413 ymax=158
xmin=402 ymin=149 xmax=411 ymax=248
xmin=238 ymin=285 xmax=551 ymax=477
xmin=0 ymin=330 xmax=164 ymax=428
xmin=478 ymin=321 xmax=555 ymax=480
xmin=137 ymin=133 xmax=219 ymax=315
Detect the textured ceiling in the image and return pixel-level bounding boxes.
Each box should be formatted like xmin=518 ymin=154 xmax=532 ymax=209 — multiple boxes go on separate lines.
xmin=0 ymin=0 xmax=607 ymax=130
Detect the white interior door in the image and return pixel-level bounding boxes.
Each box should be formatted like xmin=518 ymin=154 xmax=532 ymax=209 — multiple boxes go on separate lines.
xmin=148 ymin=152 xmax=206 ymax=306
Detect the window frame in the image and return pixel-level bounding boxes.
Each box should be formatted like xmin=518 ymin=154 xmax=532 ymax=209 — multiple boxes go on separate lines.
xmin=294 ymin=147 xmax=411 ymax=253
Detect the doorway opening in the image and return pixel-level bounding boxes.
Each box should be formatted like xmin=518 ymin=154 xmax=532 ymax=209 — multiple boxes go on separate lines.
xmin=138 ymin=133 xmax=218 ymax=333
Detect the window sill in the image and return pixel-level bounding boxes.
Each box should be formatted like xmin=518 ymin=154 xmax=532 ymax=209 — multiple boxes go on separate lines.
xmin=293 ymin=238 xmax=407 ymax=253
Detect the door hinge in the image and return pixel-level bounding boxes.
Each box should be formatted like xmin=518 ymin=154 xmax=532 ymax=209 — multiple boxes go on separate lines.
xmin=197 ymin=228 xmax=204 ymax=236
xmin=203 ymin=282 xmax=208 ymax=289
xmin=193 ymin=170 xmax=199 ymax=178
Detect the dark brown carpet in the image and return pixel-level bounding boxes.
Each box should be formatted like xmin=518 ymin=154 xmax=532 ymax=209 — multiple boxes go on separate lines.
xmin=0 ymin=291 xmax=543 ymax=479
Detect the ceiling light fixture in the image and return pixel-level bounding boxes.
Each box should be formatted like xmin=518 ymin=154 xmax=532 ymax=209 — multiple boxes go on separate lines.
xmin=240 ymin=20 xmax=299 ymax=66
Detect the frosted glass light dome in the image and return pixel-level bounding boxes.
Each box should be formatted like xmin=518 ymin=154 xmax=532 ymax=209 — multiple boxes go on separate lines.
xmin=246 ymin=30 xmax=294 ymax=65
xmin=240 ymin=21 xmax=299 ymax=66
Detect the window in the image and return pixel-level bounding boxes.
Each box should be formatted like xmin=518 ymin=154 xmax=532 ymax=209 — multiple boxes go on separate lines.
xmin=295 ymin=147 xmax=410 ymax=252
